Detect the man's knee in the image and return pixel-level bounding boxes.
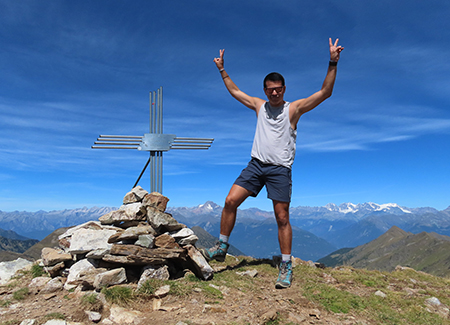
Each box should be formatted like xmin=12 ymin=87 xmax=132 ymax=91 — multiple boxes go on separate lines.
xmin=273 ymin=202 xmax=290 ymax=228
xmin=224 ymin=185 xmax=251 ymax=210
xmin=224 ymin=194 xmax=241 ymax=210
xmin=276 ymin=213 xmax=290 ymax=228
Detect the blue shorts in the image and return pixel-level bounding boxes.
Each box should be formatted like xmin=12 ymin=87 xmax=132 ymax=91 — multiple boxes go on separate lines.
xmin=234 ymin=158 xmax=292 ymax=203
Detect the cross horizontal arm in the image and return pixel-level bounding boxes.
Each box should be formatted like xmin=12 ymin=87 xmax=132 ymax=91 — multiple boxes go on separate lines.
xmin=171 ymin=137 xmax=214 ymax=150
xmin=91 ymin=135 xmax=143 ymax=149
xmin=91 ymin=146 xmax=139 ymax=149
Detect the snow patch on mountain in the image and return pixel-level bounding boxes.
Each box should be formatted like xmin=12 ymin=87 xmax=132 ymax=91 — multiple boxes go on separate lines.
xmin=325 ymin=202 xmax=411 ymax=214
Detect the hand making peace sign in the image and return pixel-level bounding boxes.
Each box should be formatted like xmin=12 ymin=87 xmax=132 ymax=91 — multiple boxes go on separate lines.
xmin=329 ymin=38 xmax=344 ymax=62
xmin=214 ymin=49 xmax=225 ymax=70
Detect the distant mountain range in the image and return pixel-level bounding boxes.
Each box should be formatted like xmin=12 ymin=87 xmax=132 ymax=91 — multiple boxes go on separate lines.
xmin=1 ymin=201 xmax=450 ymax=262
xmin=317 ymin=226 xmax=450 ymax=278
xmin=288 ymin=203 xmax=450 ymax=248
xmin=0 ymin=207 xmax=116 ymax=240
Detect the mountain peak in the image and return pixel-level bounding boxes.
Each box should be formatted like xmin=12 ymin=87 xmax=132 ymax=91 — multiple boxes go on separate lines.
xmin=198 ymin=201 xmax=220 ymax=210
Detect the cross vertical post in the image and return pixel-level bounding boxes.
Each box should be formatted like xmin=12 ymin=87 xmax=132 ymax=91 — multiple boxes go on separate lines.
xmin=148 ymin=87 xmax=164 ymax=193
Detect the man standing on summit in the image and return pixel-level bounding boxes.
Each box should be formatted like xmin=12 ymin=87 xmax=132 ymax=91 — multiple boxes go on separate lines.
xmin=202 ymin=38 xmax=344 ymax=289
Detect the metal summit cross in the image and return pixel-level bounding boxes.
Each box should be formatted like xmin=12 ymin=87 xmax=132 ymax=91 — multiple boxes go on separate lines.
xmin=92 ymin=87 xmax=213 ymax=193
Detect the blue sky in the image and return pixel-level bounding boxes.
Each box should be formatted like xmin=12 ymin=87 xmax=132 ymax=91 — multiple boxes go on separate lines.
xmin=1 ymin=0 xmax=449 ymax=212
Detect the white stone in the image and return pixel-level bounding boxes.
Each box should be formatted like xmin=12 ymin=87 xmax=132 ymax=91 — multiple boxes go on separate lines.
xmin=85 ymin=310 xmax=102 ymax=322
xmin=374 ymin=290 xmax=387 ymax=298
xmin=28 ymin=276 xmax=51 ymax=288
xmin=236 ymin=269 xmax=258 ymax=278
xmin=59 ymin=221 xmax=108 ymax=240
xmin=170 ymin=228 xmax=194 ymax=238
xmin=69 ymin=228 xmax=117 ymax=254
xmin=0 ymin=258 xmax=33 ymax=285
xmin=65 ymin=259 xmax=98 ymax=290
xmin=42 ymin=320 xmax=67 ymax=325
xmin=178 ymin=234 xmax=198 ymax=246
xmin=123 ymin=186 xmax=148 ymax=204
xmin=119 ymin=202 xmax=146 ymax=216
xmin=154 ymin=284 xmax=170 ymax=297
xmin=426 ymin=297 xmax=441 ymax=306
xmin=107 ymin=305 xmax=142 ymax=324
xmin=41 ymin=277 xmax=64 ymax=294
xmin=19 ymin=320 xmax=36 ymax=325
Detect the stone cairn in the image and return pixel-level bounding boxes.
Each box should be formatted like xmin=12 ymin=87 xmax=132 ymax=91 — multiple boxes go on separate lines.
xmin=40 ymin=186 xmax=213 ymax=292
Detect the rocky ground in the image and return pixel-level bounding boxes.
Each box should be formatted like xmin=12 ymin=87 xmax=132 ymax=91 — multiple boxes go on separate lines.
xmin=2 ymin=255 xmax=450 ymax=325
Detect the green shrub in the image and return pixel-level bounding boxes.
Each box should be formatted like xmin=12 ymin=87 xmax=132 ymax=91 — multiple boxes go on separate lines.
xmin=31 ymin=264 xmax=45 ymax=278
xmin=44 ymin=312 xmax=66 ymax=320
xmin=101 ymin=286 xmax=134 ymax=305
xmin=12 ymin=287 xmax=29 ymax=301
xmin=81 ymin=293 xmax=98 ymax=305
xmin=137 ymin=280 xmax=156 ymax=296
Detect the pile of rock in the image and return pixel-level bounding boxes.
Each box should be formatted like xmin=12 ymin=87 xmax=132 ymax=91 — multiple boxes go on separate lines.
xmin=41 ymin=186 xmax=213 ymax=291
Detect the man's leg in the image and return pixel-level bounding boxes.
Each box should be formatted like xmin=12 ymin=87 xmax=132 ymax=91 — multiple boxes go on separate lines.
xmin=273 ymin=200 xmax=293 ymax=289
xmin=273 ymin=200 xmax=292 ymax=256
xmin=201 ymin=184 xmax=252 ymax=261
xmin=220 ymin=184 xmax=253 ymax=237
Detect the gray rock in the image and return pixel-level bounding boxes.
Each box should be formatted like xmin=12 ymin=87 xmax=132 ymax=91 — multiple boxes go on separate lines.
xmin=111 ymin=225 xmax=156 ymax=242
xmin=134 ymin=234 xmax=155 ymax=248
xmin=123 ymin=186 xmax=148 ymax=204
xmin=86 ymin=249 xmax=110 ymax=259
xmin=99 ymin=203 xmax=146 ymax=225
xmin=85 ymin=310 xmax=102 ymax=323
xmin=93 ymin=267 xmax=127 ymax=290
xmin=74 ymin=268 xmax=108 ymax=289
xmin=185 ymin=244 xmax=213 ymax=280
xmin=137 ymin=265 xmax=170 ymax=288
xmin=147 ymin=206 xmax=186 ymax=232
xmin=154 ymin=284 xmax=170 ymax=297
xmin=44 ymin=261 xmax=65 ymax=277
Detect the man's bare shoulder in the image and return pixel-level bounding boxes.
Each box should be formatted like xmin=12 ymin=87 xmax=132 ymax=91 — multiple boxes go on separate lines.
xmin=252 ymin=97 xmax=266 ymax=113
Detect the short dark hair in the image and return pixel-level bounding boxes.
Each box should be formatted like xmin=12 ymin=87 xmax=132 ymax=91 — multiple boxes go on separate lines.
xmin=264 ymin=72 xmax=285 ymax=88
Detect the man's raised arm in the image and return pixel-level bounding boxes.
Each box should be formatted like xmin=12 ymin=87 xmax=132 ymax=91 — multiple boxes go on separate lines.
xmin=289 ymin=38 xmax=344 ymax=128
xmin=214 ymin=49 xmax=264 ymax=111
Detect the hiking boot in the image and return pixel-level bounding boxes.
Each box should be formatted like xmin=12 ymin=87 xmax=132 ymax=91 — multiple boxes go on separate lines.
xmin=275 ymin=260 xmax=293 ymax=289
xmin=200 ymin=240 xmax=229 ymax=262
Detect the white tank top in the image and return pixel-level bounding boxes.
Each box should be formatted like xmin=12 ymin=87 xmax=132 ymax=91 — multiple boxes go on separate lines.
xmin=251 ymin=102 xmax=297 ymax=169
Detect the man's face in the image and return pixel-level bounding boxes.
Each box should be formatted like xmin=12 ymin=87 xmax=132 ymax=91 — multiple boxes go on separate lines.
xmin=264 ymin=80 xmax=285 ymax=106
